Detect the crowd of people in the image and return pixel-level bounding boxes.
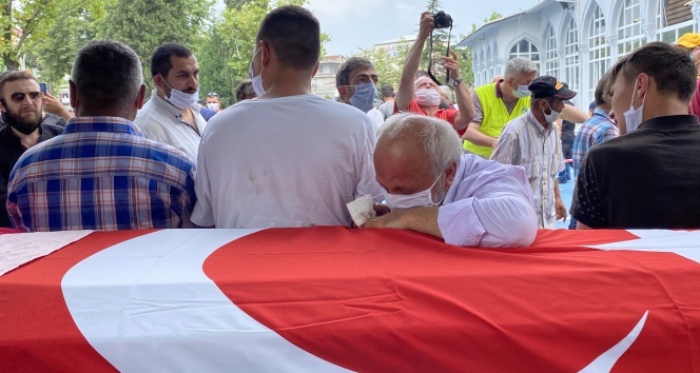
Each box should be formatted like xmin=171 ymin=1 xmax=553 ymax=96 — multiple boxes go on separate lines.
xmin=1 ymin=5 xmax=699 ymax=248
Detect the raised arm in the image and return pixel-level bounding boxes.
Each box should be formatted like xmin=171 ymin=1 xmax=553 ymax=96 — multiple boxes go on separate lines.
xmin=395 ymin=12 xmax=434 ymax=111
xmin=444 ymin=50 xmax=474 ymax=129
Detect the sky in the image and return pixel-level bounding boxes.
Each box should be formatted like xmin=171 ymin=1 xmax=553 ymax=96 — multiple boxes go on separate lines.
xmin=215 ymin=0 xmax=542 ymax=56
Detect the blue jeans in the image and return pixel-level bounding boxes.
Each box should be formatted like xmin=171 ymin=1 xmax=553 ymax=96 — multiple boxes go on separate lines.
xmin=558 ymin=163 xmax=572 ymax=183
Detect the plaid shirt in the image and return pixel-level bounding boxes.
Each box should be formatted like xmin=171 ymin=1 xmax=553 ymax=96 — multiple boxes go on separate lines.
xmin=572 ymin=108 xmax=619 ymax=174
xmin=6 ymin=117 xmax=196 ymax=232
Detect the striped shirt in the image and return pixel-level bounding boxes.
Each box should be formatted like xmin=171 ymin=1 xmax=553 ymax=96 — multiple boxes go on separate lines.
xmin=572 ymin=108 xmax=619 ymax=175
xmin=6 ymin=117 xmax=197 ymax=232
xmin=490 ymin=110 xmax=565 ymax=229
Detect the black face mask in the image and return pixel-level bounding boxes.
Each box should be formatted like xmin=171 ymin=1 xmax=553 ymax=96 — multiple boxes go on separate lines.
xmin=2 ymin=110 xmax=40 ymax=136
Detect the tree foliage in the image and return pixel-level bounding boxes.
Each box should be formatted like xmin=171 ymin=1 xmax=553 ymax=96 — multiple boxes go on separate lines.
xmin=197 ymin=0 xmax=329 ymax=106
xmin=452 ymin=11 xmax=503 ymax=87
xmin=100 ymin=0 xmax=213 ymax=91
xmin=29 ymin=1 xmax=111 ymax=88
xmin=0 ymin=0 xmax=105 ymax=71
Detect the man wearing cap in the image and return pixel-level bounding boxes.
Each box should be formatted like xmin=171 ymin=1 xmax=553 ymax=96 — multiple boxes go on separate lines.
xmin=677 ymin=33 xmax=700 ymax=116
xmin=491 ymin=76 xmax=575 ymax=229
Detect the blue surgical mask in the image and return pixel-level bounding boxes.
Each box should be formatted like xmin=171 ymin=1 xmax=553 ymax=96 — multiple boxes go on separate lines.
xmin=349 ymin=83 xmax=378 ymax=113
xmin=513 ymin=84 xmax=531 ymax=99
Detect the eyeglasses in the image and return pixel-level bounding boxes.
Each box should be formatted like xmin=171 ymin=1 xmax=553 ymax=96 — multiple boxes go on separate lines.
xmin=9 ymin=91 xmax=42 ymax=103
xmin=206 ymin=92 xmax=218 ymax=97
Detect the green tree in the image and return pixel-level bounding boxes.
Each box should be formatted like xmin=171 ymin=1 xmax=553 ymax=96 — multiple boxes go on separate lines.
xmin=421 ymin=0 xmax=450 ymax=74
xmin=100 ymin=0 xmax=214 ymax=91
xmin=198 ymin=0 xmax=329 ymax=104
xmin=0 ymin=0 xmax=103 ymax=71
xmin=353 ymin=43 xmax=410 ymax=93
xmin=29 ymin=1 xmax=111 ymax=88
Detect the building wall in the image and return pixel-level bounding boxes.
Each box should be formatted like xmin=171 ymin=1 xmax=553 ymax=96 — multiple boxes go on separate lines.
xmin=311 ymin=57 xmax=345 ymax=99
xmin=468 ymin=0 xmax=699 ymax=109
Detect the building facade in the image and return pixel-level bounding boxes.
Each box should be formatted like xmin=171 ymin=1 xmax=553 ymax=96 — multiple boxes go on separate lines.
xmin=373 ymin=34 xmax=417 ymax=56
xmin=458 ymin=0 xmax=699 ymax=108
xmin=311 ymin=55 xmax=346 ymax=99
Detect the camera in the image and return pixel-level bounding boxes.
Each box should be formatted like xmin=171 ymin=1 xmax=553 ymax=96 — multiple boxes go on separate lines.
xmin=433 ymin=11 xmax=453 ymax=29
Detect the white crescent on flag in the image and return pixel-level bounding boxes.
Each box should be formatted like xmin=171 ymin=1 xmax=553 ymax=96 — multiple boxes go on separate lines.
xmin=62 ymin=229 xmax=351 ymax=373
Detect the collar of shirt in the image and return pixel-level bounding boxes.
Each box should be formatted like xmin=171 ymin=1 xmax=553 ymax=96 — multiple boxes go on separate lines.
xmin=495 ymin=79 xmax=505 ymax=99
xmin=151 ymin=90 xmax=200 ymax=120
xmin=525 ymin=110 xmax=554 ymax=137
xmin=638 ymin=115 xmax=700 ymax=131
xmin=63 ymin=116 xmax=144 ymax=137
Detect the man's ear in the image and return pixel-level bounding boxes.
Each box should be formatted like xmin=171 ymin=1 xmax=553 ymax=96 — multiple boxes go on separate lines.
xmin=445 ymin=160 xmax=458 ymax=186
xmin=136 ymin=84 xmax=147 ymax=110
xmin=69 ymin=81 xmax=78 ymax=113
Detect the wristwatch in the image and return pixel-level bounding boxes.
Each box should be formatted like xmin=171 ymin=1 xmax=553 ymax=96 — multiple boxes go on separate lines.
xmin=452 ymin=79 xmax=463 ymax=88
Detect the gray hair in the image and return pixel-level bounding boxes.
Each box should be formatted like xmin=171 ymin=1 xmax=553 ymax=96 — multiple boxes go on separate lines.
xmin=438 ymin=85 xmax=451 ymax=98
xmin=71 ymin=40 xmax=143 ymax=111
xmin=377 ymin=113 xmax=462 ymax=177
xmin=504 ymin=57 xmax=538 ymax=80
xmin=336 ymin=57 xmax=374 ymax=87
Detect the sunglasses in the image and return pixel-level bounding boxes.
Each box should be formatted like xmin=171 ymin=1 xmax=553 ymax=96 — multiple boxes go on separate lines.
xmin=9 ymin=91 xmax=42 ymax=103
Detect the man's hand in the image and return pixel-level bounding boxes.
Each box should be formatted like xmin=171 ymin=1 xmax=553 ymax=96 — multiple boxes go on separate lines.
xmin=555 ymin=198 xmax=567 ymax=222
xmin=363 ymin=210 xmax=409 ymax=230
xmin=418 ymin=12 xmax=435 ymax=40
xmin=443 ymin=50 xmax=461 ymax=81
xmin=43 ymin=93 xmax=74 ymax=120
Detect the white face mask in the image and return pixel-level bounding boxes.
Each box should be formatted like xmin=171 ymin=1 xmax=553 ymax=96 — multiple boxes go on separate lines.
xmin=513 ymin=84 xmax=531 ymax=99
xmin=415 ymin=88 xmax=441 ymax=106
xmin=349 ymin=82 xmax=378 ymax=113
xmin=544 ymin=101 xmax=562 ymax=123
xmin=207 ymin=102 xmax=219 ymax=111
xmin=249 ymin=48 xmax=266 ymax=97
xmin=623 ymin=77 xmax=646 ymax=134
xmin=161 ymin=78 xmax=199 ymax=109
xmin=385 ymin=174 xmax=444 ymax=210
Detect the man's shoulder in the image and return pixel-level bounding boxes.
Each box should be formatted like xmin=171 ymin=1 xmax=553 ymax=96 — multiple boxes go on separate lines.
xmin=134 ymin=98 xmax=169 ymax=126
xmin=39 ymin=122 xmax=64 ymax=137
xmin=501 ymin=114 xmax=528 ymax=134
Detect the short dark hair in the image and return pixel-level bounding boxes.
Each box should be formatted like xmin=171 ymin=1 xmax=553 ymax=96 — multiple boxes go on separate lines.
xmin=235 ymin=79 xmax=254 ymax=102
xmin=0 ymin=71 xmax=38 ymax=97
xmin=336 ymin=57 xmax=374 ymax=87
xmin=256 ymin=5 xmax=320 ymax=70
xmin=594 ymin=72 xmax=611 ymax=106
xmin=381 ymin=84 xmax=394 ymax=98
xmin=609 ymin=41 xmax=697 ymax=102
xmin=150 ymin=43 xmax=193 ymax=78
xmin=71 ymin=40 xmax=143 ymax=111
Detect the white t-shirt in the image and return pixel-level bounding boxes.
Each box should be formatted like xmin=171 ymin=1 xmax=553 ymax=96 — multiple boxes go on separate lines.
xmin=367 ymin=108 xmax=384 ymax=136
xmin=191 ymin=94 xmax=384 ymax=228
xmin=134 ymin=91 xmax=207 ymax=161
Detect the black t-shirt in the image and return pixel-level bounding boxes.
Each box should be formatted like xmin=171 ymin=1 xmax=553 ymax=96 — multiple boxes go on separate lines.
xmin=570 ymin=115 xmax=700 ymax=229
xmin=0 ymin=120 xmax=64 ymax=227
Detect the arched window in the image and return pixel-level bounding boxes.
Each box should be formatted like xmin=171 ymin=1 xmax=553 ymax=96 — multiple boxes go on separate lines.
xmin=564 ymin=16 xmax=580 ymax=94
xmin=480 ymin=49 xmax=486 ymax=86
xmin=543 ymin=25 xmax=559 ymax=77
xmin=656 ymin=0 xmax=694 ymax=43
xmin=510 ymin=39 xmax=540 ymax=72
xmin=489 ymin=44 xmax=498 ymax=80
xmin=474 ymin=51 xmax=482 ymax=86
xmin=588 ymin=4 xmax=610 ymax=105
xmin=617 ymin=0 xmax=643 ymax=58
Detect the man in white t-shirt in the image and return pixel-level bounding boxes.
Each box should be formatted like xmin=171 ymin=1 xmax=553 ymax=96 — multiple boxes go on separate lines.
xmin=191 ymin=5 xmax=384 ymax=228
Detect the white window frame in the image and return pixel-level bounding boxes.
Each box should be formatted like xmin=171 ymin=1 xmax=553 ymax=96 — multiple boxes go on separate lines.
xmin=509 ymin=39 xmax=540 ymax=72
xmin=544 ymin=25 xmax=559 ymax=77
xmin=588 ymin=5 xmax=610 ymax=107
xmin=564 ymin=16 xmax=580 ymax=95
xmin=656 ymin=0 xmax=696 ymax=43
xmin=616 ymin=0 xmax=644 ymax=58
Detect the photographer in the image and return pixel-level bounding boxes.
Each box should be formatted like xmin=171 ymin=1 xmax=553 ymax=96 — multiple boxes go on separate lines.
xmin=394 ymin=12 xmax=474 ymax=132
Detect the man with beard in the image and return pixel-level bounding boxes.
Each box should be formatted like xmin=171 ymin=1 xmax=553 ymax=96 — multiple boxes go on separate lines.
xmin=135 ymin=43 xmax=206 ymax=161
xmin=0 ymin=71 xmax=63 ymax=227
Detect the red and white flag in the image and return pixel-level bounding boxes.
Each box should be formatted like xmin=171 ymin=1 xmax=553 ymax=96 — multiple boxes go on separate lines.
xmin=1 ymin=228 xmax=700 ymax=372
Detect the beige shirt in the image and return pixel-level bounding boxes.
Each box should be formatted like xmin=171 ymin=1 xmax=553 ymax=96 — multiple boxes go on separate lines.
xmin=490 ymin=110 xmax=565 ymax=228
xmin=134 ymin=91 xmax=207 ymax=161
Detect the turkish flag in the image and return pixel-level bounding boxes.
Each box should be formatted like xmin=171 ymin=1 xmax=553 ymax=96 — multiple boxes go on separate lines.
xmin=1 ymin=228 xmax=700 ymax=372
